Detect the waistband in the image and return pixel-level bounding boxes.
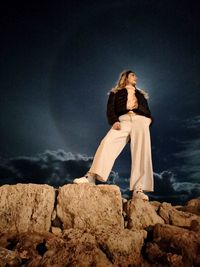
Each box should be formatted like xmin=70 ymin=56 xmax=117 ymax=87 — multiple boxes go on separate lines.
xmin=119 ymin=111 xmax=137 ymax=121
xmin=127 ymin=111 xmax=137 ymax=115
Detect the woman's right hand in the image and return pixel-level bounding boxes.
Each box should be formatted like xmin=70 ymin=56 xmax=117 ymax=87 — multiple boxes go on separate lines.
xmin=112 ymin=122 xmax=121 ymax=130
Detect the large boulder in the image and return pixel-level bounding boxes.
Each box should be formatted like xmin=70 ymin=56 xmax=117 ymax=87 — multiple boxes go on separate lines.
xmin=125 ymin=198 xmax=164 ymax=230
xmin=178 ymin=196 xmax=200 ymax=216
xmin=93 ymin=226 xmax=147 ymax=266
xmin=41 ymin=229 xmax=113 ymax=267
xmin=145 ymin=223 xmax=200 ymax=267
xmin=159 ymin=202 xmax=200 ymax=227
xmin=0 ymin=184 xmax=55 ymax=233
xmin=56 ymin=184 xmax=124 ymax=231
xmin=0 ymin=227 xmax=147 ymax=267
xmin=0 ymin=230 xmax=112 ymax=267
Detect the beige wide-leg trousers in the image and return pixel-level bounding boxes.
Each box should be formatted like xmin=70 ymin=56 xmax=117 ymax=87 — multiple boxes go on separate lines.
xmin=88 ymin=113 xmax=154 ymax=192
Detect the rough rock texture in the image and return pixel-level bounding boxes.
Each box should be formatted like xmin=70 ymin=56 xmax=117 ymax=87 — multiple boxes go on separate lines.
xmin=145 ymin=223 xmax=200 ymax=267
xmin=0 ymin=184 xmax=55 ymax=233
xmin=178 ymin=196 xmax=200 ymax=216
xmin=41 ymin=229 xmax=113 ymax=267
xmin=159 ymin=201 xmax=200 ymax=227
xmin=0 ymin=231 xmax=52 ymax=267
xmin=0 ymin=228 xmax=147 ymax=267
xmin=125 ymin=198 xmax=164 ymax=230
xmin=0 ymin=183 xmax=200 ymax=266
xmin=90 ymin=226 xmax=147 ymax=266
xmin=56 ymin=184 xmax=124 ymax=231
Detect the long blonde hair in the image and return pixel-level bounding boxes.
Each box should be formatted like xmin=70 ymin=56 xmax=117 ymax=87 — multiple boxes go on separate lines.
xmin=109 ymin=69 xmax=149 ymax=99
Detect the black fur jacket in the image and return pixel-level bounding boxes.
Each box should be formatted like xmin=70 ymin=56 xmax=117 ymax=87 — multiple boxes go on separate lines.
xmin=106 ymin=88 xmax=154 ymax=126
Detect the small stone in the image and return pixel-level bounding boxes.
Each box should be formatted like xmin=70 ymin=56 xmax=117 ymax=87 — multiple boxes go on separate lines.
xmin=51 ymin=226 xmax=62 ymax=236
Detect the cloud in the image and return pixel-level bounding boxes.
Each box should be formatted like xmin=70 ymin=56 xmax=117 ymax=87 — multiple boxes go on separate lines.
xmin=37 ymin=150 xmax=93 ymax=162
xmin=153 ymin=170 xmax=176 ymax=195
xmin=185 ymin=115 xmax=200 ymax=129
xmin=148 ymin=171 xmax=198 ymax=204
xmin=110 ymin=169 xmax=177 ymax=197
xmin=0 ymin=149 xmax=93 ymax=186
xmin=172 ymin=182 xmax=200 ymax=196
xmin=0 ymin=149 xmax=199 ymax=204
xmin=112 ymin=169 xmax=200 ymax=204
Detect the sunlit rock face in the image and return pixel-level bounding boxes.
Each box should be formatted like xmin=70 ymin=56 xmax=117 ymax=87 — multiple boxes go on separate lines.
xmin=0 ymin=183 xmax=199 ymax=266
xmin=0 ymin=184 xmax=55 ymax=233
xmin=56 ymin=184 xmax=124 ymax=231
xmin=125 ymin=198 xmax=165 ymax=230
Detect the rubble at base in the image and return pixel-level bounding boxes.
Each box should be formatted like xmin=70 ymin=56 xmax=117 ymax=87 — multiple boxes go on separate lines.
xmin=0 ymin=183 xmax=199 ymax=266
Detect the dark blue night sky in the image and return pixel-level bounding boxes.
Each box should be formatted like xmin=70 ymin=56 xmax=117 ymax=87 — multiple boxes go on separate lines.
xmin=0 ymin=0 xmax=200 ymax=204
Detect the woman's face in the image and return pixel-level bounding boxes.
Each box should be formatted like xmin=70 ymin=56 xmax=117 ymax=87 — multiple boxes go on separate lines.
xmin=127 ymin=72 xmax=137 ymax=86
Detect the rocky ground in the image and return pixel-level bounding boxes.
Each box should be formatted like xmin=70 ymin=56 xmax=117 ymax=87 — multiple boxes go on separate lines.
xmin=0 ymin=183 xmax=199 ymax=267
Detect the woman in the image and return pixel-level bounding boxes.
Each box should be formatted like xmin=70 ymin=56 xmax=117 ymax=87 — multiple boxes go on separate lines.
xmin=73 ymin=70 xmax=154 ymax=201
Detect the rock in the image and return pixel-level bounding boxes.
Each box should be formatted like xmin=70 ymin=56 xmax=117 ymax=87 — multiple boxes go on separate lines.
xmin=125 ymin=198 xmax=164 ymax=230
xmin=159 ymin=202 xmax=200 ymax=227
xmin=158 ymin=202 xmax=172 ymax=224
xmin=41 ymin=228 xmax=113 ymax=267
xmin=149 ymin=200 xmax=161 ymax=212
xmin=122 ymin=197 xmax=128 ymax=204
xmin=0 ymin=184 xmax=55 ymax=233
xmin=145 ymin=242 xmax=184 ymax=267
xmin=0 ymin=247 xmax=21 ymax=266
xmin=0 ymin=227 xmax=146 ymax=267
xmin=51 ymin=226 xmax=62 ymax=236
xmin=0 ymin=231 xmax=52 ymax=266
xmin=60 ymin=227 xmax=147 ymax=267
xmin=51 ymin=209 xmax=57 ymax=221
xmin=190 ymin=219 xmax=200 ymax=232
xmin=94 ymin=227 xmax=147 ymax=266
xmin=145 ymin=223 xmax=200 ymax=267
xmin=0 ymin=183 xmax=199 ymax=266
xmin=178 ymin=196 xmax=200 ymax=216
xmin=56 ymin=184 xmax=124 ymax=231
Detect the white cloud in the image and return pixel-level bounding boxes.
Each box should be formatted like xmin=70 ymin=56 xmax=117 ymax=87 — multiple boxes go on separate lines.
xmin=172 ymin=182 xmax=200 ymax=195
xmin=185 ymin=115 xmax=200 ymax=129
xmin=37 ymin=149 xmax=93 ymax=162
xmin=0 ymin=150 xmax=93 ymax=186
xmin=0 ymin=149 xmax=199 ymax=204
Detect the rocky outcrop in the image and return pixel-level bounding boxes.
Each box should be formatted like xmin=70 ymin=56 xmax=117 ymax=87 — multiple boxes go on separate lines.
xmin=178 ymin=196 xmax=200 ymax=216
xmin=125 ymin=198 xmax=165 ymax=230
xmin=0 ymin=183 xmax=199 ymax=266
xmin=158 ymin=202 xmax=200 ymax=227
xmin=0 ymin=184 xmax=55 ymax=233
xmin=56 ymin=184 xmax=124 ymax=231
xmin=92 ymin=227 xmax=147 ymax=266
xmin=0 ymin=228 xmax=147 ymax=267
xmin=145 ymin=223 xmax=200 ymax=267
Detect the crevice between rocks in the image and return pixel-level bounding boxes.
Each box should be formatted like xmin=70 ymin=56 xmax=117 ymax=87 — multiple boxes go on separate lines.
xmin=98 ymin=243 xmax=113 ymax=264
xmin=51 ymin=188 xmax=63 ymax=231
xmin=36 ymin=239 xmax=48 ymax=256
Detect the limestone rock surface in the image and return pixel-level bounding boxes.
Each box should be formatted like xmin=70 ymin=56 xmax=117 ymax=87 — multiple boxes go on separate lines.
xmin=0 ymin=184 xmax=55 ymax=233
xmin=56 ymin=184 xmax=124 ymax=231
xmin=0 ymin=183 xmax=200 ymax=266
xmin=0 ymin=227 xmax=147 ymax=267
xmin=125 ymin=198 xmax=164 ymax=230
xmin=94 ymin=227 xmax=147 ymax=266
xmin=41 ymin=229 xmax=113 ymax=267
xmin=178 ymin=196 xmax=200 ymax=216
xmin=159 ymin=202 xmax=200 ymax=227
xmin=145 ymin=223 xmax=200 ymax=267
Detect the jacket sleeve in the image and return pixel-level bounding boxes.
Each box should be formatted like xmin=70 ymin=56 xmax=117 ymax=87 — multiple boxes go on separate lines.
xmin=106 ymin=92 xmax=119 ymax=126
xmin=145 ymin=98 xmax=154 ymax=126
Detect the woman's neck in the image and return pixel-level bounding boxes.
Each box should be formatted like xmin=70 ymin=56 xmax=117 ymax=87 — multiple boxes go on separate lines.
xmin=125 ymin=83 xmax=136 ymax=89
